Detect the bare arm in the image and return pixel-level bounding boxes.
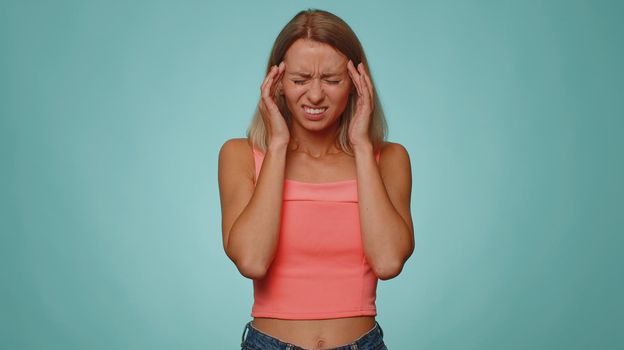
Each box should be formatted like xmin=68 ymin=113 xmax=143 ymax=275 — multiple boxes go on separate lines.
xmin=345 ymin=61 xmax=414 ymax=280
xmin=355 ymin=142 xmax=415 ymax=280
xmin=218 ymin=139 xmax=288 ymax=279
xmin=218 ymin=62 xmax=289 ymax=280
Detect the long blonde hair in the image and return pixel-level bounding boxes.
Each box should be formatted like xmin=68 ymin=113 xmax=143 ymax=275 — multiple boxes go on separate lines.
xmin=246 ymin=9 xmax=388 ymax=155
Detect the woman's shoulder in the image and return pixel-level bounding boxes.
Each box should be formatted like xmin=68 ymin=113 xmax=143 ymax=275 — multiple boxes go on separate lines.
xmin=378 ymin=141 xmax=410 ymax=160
xmin=219 ymin=137 xmax=257 ymax=157
xmin=378 ymin=141 xmax=411 ymax=178
xmin=220 ymin=137 xmax=252 ymax=149
xmin=218 ymin=138 xmax=255 ymax=179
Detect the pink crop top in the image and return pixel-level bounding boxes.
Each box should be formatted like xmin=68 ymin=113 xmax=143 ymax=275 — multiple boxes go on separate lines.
xmin=250 ymin=147 xmax=381 ymax=320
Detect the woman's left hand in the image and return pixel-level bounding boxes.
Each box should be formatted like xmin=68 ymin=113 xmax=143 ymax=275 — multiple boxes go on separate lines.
xmin=347 ymin=60 xmax=374 ymax=149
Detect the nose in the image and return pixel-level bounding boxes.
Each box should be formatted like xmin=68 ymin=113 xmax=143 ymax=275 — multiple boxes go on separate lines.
xmin=306 ymin=78 xmax=325 ymax=104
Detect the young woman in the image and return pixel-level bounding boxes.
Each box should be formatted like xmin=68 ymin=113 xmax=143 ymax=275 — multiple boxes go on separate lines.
xmin=218 ymin=9 xmax=414 ymax=350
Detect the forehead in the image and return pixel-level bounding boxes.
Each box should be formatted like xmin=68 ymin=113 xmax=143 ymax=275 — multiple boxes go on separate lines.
xmin=284 ymin=39 xmax=347 ymax=72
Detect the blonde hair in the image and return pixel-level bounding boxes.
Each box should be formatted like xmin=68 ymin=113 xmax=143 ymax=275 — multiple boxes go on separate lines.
xmin=246 ymin=9 xmax=388 ymax=155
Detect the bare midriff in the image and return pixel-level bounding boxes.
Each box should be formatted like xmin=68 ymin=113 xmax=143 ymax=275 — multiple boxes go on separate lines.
xmin=251 ymin=316 xmax=376 ymax=349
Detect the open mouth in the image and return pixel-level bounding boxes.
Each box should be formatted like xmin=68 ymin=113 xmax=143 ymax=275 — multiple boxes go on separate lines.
xmin=303 ymin=106 xmax=328 ymax=114
xmin=302 ymin=105 xmax=328 ymax=120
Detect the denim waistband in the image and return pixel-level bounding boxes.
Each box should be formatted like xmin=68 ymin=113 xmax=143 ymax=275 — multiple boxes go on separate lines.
xmin=241 ymin=320 xmax=385 ymax=350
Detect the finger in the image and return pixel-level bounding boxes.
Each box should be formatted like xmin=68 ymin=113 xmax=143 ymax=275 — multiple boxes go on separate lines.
xmin=353 ymin=69 xmax=372 ymax=116
xmin=356 ymin=63 xmax=370 ymax=103
xmin=258 ymin=100 xmax=267 ymax=119
xmin=358 ymin=64 xmax=374 ymax=111
xmin=261 ymin=66 xmax=278 ymax=100
xmin=270 ymin=62 xmax=286 ymax=97
xmin=261 ymin=65 xmax=278 ymax=96
xmin=276 ymin=70 xmax=285 ymax=96
xmin=347 ymin=60 xmax=361 ymax=96
xmin=359 ymin=63 xmax=374 ymax=102
xmin=347 ymin=60 xmax=363 ymax=96
xmin=277 ymin=61 xmax=286 ymax=88
xmin=260 ymin=65 xmax=276 ymax=91
xmin=262 ymin=83 xmax=280 ymax=115
xmin=262 ymin=77 xmax=274 ymax=100
xmin=259 ymin=96 xmax=277 ymax=118
xmin=269 ymin=66 xmax=282 ymax=96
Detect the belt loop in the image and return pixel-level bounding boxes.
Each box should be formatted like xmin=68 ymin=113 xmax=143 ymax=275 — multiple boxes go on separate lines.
xmin=286 ymin=344 xmax=293 ymax=350
xmin=350 ymin=344 xmax=358 ymax=350
xmin=241 ymin=322 xmax=249 ymax=346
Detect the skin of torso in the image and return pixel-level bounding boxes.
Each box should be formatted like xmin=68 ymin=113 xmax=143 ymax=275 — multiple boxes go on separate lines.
xmin=252 ymin=316 xmax=377 ymax=349
xmin=250 ymin=144 xmax=382 ymax=349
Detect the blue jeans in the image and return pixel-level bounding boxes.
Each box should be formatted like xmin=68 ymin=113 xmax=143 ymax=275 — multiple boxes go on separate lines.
xmin=240 ymin=320 xmax=388 ymax=350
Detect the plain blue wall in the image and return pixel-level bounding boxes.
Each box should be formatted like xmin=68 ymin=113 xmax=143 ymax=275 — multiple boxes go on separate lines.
xmin=1 ymin=0 xmax=622 ymax=349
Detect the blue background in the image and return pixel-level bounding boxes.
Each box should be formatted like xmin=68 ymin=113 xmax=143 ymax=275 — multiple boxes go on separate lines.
xmin=1 ymin=0 xmax=622 ymax=349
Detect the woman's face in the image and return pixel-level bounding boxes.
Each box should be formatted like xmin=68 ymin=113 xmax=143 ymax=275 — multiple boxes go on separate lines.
xmin=281 ymin=39 xmax=352 ymax=132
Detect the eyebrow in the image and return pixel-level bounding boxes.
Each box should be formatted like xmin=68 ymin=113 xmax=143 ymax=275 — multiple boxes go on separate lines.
xmin=288 ymin=71 xmax=344 ymax=78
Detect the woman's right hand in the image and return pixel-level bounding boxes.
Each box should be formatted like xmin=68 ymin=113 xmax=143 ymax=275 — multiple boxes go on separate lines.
xmin=258 ymin=61 xmax=290 ymax=147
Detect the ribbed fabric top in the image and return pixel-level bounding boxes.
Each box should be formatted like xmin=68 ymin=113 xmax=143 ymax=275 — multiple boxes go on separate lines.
xmin=250 ymin=147 xmax=380 ymax=320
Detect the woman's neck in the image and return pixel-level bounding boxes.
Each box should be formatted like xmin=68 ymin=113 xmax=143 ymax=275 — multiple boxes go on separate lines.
xmin=288 ymin=124 xmax=341 ymax=158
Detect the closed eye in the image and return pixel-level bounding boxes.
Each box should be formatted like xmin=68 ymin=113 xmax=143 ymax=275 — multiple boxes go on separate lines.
xmin=292 ymin=79 xmax=341 ymax=85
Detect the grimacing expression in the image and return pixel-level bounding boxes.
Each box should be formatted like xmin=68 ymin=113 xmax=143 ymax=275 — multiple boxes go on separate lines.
xmin=281 ymin=39 xmax=353 ymax=131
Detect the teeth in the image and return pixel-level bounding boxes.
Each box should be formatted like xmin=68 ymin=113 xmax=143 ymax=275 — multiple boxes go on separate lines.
xmin=304 ymin=106 xmax=327 ymax=115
